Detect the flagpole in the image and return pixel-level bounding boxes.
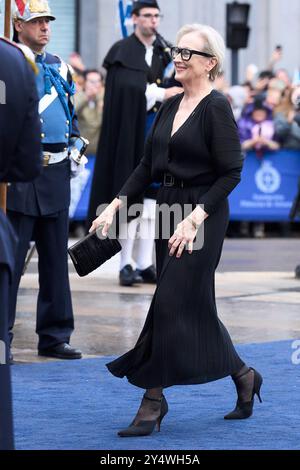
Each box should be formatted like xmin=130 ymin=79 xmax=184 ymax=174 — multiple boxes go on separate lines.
xmin=0 ymin=0 xmax=11 ymax=213
xmin=4 ymin=0 xmax=11 ymax=37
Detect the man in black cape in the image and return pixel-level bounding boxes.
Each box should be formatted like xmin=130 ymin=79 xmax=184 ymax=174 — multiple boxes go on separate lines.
xmin=87 ymin=0 xmax=182 ymax=286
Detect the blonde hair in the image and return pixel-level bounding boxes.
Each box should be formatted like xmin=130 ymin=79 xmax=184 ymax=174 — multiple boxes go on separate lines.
xmin=176 ymin=24 xmax=225 ymax=81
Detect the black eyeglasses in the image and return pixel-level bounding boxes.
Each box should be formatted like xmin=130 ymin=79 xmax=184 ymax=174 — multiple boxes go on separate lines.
xmin=139 ymin=13 xmax=163 ymax=20
xmin=171 ymin=46 xmax=214 ymax=61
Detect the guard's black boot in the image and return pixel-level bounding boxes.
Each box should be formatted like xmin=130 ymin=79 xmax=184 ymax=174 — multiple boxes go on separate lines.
xmin=38 ymin=343 xmax=82 ymax=360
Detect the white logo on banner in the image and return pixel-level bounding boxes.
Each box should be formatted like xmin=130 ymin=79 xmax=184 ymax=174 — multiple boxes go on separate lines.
xmin=255 ymin=160 xmax=281 ymax=194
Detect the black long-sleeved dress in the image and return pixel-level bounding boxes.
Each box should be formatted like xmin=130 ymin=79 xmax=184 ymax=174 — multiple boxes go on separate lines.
xmin=106 ymin=90 xmax=245 ymax=389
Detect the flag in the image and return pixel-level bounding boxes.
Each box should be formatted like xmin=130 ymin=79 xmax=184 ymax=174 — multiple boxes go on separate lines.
xmin=15 ymin=0 xmax=26 ymax=16
xmin=119 ymin=0 xmax=133 ymax=38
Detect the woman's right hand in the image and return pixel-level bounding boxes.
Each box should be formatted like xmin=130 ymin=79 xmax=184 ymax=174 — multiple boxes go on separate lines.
xmin=89 ymin=199 xmax=122 ymax=236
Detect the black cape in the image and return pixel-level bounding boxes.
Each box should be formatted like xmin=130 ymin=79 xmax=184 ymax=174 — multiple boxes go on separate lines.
xmin=87 ymin=34 xmax=171 ymax=228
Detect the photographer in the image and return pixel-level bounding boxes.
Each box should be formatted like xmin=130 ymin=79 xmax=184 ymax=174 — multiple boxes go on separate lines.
xmin=274 ymin=85 xmax=300 ymax=150
xmin=74 ymin=69 xmax=105 ymax=156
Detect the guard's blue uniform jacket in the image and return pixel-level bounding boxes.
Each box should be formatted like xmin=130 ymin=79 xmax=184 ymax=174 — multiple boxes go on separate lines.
xmin=36 ymin=55 xmax=73 ymax=145
xmin=7 ymin=52 xmax=79 ymax=216
xmin=0 ymin=37 xmax=42 ymax=451
xmin=7 ymin=48 xmax=80 ymax=356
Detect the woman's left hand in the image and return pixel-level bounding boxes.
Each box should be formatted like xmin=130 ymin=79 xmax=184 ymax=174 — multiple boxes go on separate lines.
xmin=168 ymin=217 xmax=199 ymax=258
xmin=168 ymin=206 xmax=208 ymax=258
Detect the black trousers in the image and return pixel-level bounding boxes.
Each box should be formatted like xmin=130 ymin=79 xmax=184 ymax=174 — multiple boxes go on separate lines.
xmin=0 ymin=266 xmax=14 ymax=450
xmin=8 ymin=209 xmax=74 ymax=350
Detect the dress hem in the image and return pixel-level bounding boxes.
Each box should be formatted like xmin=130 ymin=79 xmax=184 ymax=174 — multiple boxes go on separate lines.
xmin=105 ymin=362 xmax=242 ymax=390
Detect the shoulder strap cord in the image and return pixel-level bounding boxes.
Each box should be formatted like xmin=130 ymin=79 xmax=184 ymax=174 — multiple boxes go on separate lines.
xmin=41 ymin=61 xmax=76 ymax=136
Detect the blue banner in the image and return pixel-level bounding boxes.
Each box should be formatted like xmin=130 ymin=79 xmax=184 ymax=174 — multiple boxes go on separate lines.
xmin=229 ymin=150 xmax=300 ymax=221
xmin=70 ymin=150 xmax=300 ymax=222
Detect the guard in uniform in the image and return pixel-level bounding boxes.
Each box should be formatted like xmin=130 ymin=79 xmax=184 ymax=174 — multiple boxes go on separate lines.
xmin=87 ymin=0 xmax=182 ymax=286
xmin=8 ymin=1 xmax=84 ymax=360
xmin=0 ymin=36 xmax=42 ymax=450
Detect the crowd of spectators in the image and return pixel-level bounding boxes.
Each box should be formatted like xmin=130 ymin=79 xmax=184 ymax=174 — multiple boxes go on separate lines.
xmin=68 ymin=52 xmax=105 ymax=156
xmin=215 ymin=47 xmax=300 ymax=237
xmin=68 ymin=47 xmax=300 ymax=238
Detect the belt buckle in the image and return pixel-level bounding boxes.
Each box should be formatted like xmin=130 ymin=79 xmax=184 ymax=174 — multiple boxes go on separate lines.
xmin=43 ymin=154 xmax=51 ymax=167
xmin=164 ymin=174 xmax=175 ymax=187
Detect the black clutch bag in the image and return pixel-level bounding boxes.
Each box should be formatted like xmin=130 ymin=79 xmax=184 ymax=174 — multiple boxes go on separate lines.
xmin=68 ymin=229 xmax=122 ymax=277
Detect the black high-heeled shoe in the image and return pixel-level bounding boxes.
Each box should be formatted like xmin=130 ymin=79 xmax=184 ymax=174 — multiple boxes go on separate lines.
xmin=224 ymin=367 xmax=263 ymax=420
xmin=118 ymin=394 xmax=169 ymax=437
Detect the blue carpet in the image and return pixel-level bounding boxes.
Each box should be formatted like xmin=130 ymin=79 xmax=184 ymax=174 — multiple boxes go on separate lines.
xmin=12 ymin=340 xmax=300 ymax=450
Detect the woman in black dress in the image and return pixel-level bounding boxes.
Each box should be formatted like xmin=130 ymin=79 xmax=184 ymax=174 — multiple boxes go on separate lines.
xmin=90 ymin=24 xmax=263 ymax=437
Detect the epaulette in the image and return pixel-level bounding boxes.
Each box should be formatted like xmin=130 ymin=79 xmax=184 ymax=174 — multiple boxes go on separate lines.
xmin=0 ymin=38 xmax=38 ymax=74
xmin=53 ymin=54 xmax=76 ymax=82
xmin=18 ymin=44 xmax=39 ymax=74
xmin=0 ymin=36 xmax=20 ymax=49
xmin=66 ymin=63 xmax=76 ymax=80
xmin=53 ymin=53 xmax=62 ymax=62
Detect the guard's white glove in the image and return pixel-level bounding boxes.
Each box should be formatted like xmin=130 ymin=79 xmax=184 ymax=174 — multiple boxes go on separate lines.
xmin=69 ymin=147 xmax=88 ymax=178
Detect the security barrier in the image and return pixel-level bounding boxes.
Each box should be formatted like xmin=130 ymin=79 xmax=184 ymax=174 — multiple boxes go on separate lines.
xmin=70 ymin=150 xmax=300 ymax=222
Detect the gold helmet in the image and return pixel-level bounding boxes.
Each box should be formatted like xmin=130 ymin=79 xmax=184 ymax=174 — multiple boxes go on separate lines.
xmin=13 ymin=0 xmax=56 ymax=23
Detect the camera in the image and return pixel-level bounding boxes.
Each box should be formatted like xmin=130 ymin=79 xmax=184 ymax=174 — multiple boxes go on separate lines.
xmin=295 ymin=95 xmax=300 ymax=112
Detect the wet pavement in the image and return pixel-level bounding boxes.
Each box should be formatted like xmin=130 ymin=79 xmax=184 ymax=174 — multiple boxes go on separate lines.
xmin=11 ymin=238 xmax=300 ymax=363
